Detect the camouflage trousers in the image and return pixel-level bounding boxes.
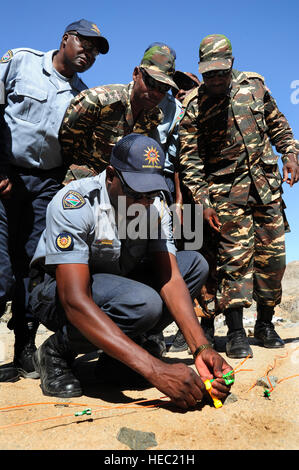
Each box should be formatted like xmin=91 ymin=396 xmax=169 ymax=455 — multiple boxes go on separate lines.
xmin=208 ymin=196 xmax=286 ymax=312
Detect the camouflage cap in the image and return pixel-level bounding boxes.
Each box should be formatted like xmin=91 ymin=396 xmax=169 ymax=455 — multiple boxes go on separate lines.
xmin=198 ymin=34 xmax=233 ymax=74
xmin=140 ymin=43 xmax=178 ymax=89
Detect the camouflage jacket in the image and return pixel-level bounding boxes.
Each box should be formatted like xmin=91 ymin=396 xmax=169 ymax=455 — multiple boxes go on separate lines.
xmin=179 ymin=69 xmax=297 ymax=209
xmin=59 ymin=82 xmax=175 ymax=181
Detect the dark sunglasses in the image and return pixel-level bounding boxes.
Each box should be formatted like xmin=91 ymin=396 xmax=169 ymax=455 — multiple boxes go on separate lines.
xmin=202 ymin=69 xmax=232 ymax=79
xmin=140 ymin=68 xmax=171 ymax=94
xmin=68 ymin=32 xmax=100 ymax=58
xmin=174 ymin=77 xmax=197 ymax=91
xmin=115 ymin=169 xmax=161 ymax=200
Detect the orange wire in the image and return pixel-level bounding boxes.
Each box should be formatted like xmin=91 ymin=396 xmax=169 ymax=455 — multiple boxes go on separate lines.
xmin=0 ymin=396 xmax=169 ymax=430
xmin=245 ymin=347 xmax=299 ymax=393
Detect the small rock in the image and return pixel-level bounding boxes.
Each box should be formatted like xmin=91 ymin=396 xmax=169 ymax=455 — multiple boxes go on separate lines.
xmin=223 ymin=393 xmax=238 ymax=405
xmin=256 ymin=375 xmax=278 ymax=389
xmin=117 ymin=427 xmax=157 ymax=450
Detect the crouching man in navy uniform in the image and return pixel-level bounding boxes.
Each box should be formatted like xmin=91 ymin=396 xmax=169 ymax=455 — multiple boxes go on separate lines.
xmin=29 ymin=134 xmax=233 ymax=409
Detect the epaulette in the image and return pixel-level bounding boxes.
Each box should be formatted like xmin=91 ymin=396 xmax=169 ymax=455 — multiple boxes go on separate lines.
xmin=182 ymin=86 xmax=199 ymax=108
xmin=243 ymin=71 xmax=265 ymax=83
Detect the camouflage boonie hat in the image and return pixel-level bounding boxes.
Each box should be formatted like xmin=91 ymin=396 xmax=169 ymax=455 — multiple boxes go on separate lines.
xmin=140 ymin=43 xmax=178 ymax=89
xmin=198 ymin=34 xmax=233 ymax=74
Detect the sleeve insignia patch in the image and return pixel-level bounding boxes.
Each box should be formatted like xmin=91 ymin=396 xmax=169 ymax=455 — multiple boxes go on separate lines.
xmin=0 ymin=50 xmax=13 ymax=63
xmin=62 ymin=190 xmax=86 ymax=209
xmin=56 ymin=232 xmax=74 ymax=251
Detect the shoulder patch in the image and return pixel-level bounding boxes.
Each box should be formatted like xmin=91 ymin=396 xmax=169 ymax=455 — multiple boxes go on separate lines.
xmin=56 ymin=232 xmax=74 ymax=251
xmin=62 ymin=190 xmax=86 ymax=210
xmin=243 ymin=71 xmax=265 ymax=83
xmin=0 ymin=50 xmax=13 ymax=64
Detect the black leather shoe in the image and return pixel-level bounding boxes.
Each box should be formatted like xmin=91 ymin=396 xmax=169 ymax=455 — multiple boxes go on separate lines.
xmin=226 ymin=329 xmax=253 ymax=359
xmin=14 ymin=346 xmax=40 ymax=379
xmin=14 ymin=320 xmax=40 ymax=379
xmin=33 ymin=334 xmax=82 ymax=398
xmin=141 ymin=332 xmax=166 ymax=358
xmin=0 ymin=365 xmax=20 ymax=382
xmin=254 ymin=321 xmax=285 ymax=348
xmin=169 ymin=329 xmax=188 ymax=352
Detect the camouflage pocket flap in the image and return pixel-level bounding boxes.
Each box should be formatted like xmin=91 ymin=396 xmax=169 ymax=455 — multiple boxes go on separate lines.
xmin=250 ymin=102 xmax=267 ymax=132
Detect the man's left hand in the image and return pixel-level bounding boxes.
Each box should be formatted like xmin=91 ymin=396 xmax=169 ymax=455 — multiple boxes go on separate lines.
xmin=194 ymin=348 xmax=233 ymax=401
xmin=283 ymin=160 xmax=299 ymax=187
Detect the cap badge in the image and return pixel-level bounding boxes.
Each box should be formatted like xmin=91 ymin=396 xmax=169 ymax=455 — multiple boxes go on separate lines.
xmin=161 ymin=45 xmax=170 ymax=53
xmin=91 ymin=23 xmax=100 ymax=34
xmin=143 ymin=146 xmax=161 ymax=168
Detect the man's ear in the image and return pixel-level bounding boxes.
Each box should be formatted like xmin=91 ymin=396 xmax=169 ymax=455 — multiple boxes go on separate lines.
xmin=61 ymin=33 xmax=69 ymax=48
xmin=132 ymin=66 xmax=140 ymax=83
xmin=106 ymin=165 xmax=115 ymax=183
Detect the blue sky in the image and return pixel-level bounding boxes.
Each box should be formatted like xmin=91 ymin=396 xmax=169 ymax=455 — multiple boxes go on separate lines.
xmin=1 ymin=0 xmax=298 ymax=262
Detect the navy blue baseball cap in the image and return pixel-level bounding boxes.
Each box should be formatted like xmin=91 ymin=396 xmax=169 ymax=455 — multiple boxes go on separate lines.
xmin=64 ymin=19 xmax=109 ymax=54
xmin=110 ymin=134 xmax=170 ymax=194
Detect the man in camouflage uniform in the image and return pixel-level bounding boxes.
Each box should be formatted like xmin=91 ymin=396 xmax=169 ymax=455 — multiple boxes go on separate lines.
xmin=59 ymin=42 xmax=183 ymax=201
xmin=179 ymin=34 xmax=299 ymax=358
xmin=59 ymin=42 xmax=183 ymax=355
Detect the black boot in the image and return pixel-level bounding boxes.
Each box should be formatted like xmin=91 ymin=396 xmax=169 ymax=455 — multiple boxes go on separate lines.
xmin=141 ymin=332 xmax=166 ymax=358
xmin=13 ymin=320 xmax=40 ymax=379
xmin=254 ymin=305 xmax=284 ymax=348
xmin=169 ymin=329 xmax=188 ymax=352
xmin=33 ymin=330 xmax=83 ymax=398
xmin=200 ymin=317 xmax=215 ymax=348
xmin=225 ymin=308 xmax=253 ymax=359
xmin=0 ymin=365 xmax=20 ymax=382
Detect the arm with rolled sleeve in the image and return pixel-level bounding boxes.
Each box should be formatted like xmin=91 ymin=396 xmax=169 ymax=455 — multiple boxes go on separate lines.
xmin=261 ymin=80 xmax=299 ymax=186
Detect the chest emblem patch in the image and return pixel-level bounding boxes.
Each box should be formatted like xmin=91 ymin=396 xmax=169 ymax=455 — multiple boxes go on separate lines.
xmin=62 ymin=190 xmax=86 ymax=210
xmin=56 ymin=233 xmax=74 ymax=251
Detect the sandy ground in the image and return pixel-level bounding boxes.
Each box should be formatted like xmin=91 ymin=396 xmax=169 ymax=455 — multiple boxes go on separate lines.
xmin=0 ymin=317 xmax=298 ymax=451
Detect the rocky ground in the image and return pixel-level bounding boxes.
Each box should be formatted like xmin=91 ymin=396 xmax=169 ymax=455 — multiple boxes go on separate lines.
xmin=0 ymin=262 xmax=298 ymax=451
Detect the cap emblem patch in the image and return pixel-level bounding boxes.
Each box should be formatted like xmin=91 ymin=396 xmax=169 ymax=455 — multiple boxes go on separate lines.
xmin=143 ymin=146 xmax=161 ymax=168
xmin=91 ymin=23 xmax=100 ymax=34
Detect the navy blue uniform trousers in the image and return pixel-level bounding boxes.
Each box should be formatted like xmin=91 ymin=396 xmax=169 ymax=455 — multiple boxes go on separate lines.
xmin=29 ymin=251 xmax=209 ymax=352
xmin=2 ymin=166 xmax=64 ymax=326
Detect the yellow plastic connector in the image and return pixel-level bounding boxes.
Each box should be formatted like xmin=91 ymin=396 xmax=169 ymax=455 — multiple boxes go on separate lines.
xmin=204 ymin=379 xmax=223 ymax=408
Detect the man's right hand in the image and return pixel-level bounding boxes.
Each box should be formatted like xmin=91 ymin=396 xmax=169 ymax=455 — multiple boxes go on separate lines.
xmin=0 ymin=177 xmax=12 ymax=198
xmin=149 ymin=360 xmax=206 ymax=409
xmin=203 ymin=207 xmax=221 ymax=232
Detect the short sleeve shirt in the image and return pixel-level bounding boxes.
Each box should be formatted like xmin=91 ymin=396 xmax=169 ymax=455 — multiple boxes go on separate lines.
xmin=0 ymin=48 xmax=87 ymax=170
xmin=32 ymin=170 xmax=176 ymax=275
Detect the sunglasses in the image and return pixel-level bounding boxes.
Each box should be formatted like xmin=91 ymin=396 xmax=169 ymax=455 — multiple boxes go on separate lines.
xmin=115 ymin=169 xmax=161 ymax=200
xmin=202 ymin=69 xmax=232 ymax=79
xmin=175 ymin=77 xmax=197 ymax=91
xmin=140 ymin=68 xmax=171 ymax=94
xmin=68 ymin=32 xmax=100 ymax=58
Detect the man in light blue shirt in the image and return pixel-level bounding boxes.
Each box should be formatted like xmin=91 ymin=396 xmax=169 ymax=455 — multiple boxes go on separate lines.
xmin=28 ymin=134 xmax=233 ymax=407
xmin=0 ymin=19 xmax=109 ymax=382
